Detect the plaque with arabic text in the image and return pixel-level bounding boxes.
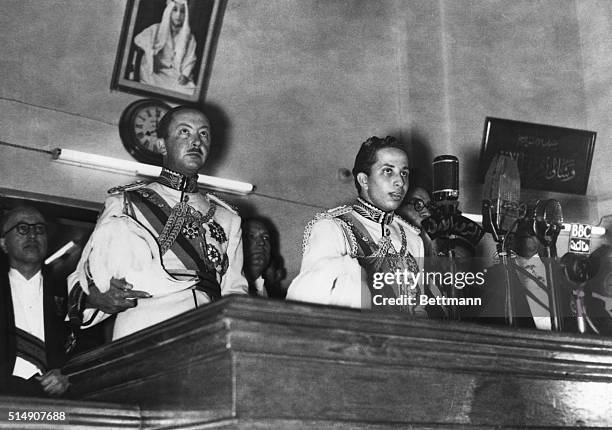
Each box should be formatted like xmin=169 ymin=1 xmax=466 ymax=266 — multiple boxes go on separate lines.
xmin=479 ymin=117 xmax=596 ymax=195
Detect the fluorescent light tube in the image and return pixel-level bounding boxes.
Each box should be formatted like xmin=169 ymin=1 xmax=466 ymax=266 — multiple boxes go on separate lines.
xmin=45 ymin=241 xmax=76 ymax=265
xmin=53 ymin=148 xmax=254 ymax=195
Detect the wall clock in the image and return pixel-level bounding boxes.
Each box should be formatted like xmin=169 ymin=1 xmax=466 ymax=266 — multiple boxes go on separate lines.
xmin=119 ymin=98 xmax=171 ymax=165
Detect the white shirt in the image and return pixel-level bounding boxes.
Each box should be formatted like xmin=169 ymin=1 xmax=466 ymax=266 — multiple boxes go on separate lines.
xmin=253 ymin=276 xmax=268 ymax=297
xmin=9 ymin=269 xmax=45 ymax=378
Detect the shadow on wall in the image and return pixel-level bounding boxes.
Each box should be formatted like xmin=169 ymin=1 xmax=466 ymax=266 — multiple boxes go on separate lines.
xmin=407 ymin=129 xmax=434 ymax=174
xmin=387 ymin=128 xmax=434 ymax=188
xmin=199 ymin=102 xmax=231 ymax=177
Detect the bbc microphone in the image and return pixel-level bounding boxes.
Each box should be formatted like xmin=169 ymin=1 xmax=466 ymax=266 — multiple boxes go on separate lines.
xmin=482 ymin=154 xmax=521 ymax=241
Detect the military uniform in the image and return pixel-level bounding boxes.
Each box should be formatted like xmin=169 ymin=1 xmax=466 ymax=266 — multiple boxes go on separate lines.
xmin=287 ymin=198 xmax=425 ymax=313
xmin=68 ymin=168 xmax=248 ymax=339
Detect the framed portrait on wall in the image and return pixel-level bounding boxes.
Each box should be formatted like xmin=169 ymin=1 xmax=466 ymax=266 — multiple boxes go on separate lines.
xmin=110 ymin=0 xmax=226 ymax=104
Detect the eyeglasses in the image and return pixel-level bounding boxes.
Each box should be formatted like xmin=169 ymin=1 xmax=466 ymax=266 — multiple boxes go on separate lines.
xmin=406 ymin=198 xmax=429 ymax=212
xmin=2 ymin=222 xmax=47 ymax=237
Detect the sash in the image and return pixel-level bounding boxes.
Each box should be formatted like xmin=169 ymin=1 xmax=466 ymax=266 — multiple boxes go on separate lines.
xmin=126 ymin=189 xmax=222 ymax=301
xmin=14 ymin=328 xmax=46 ymax=373
xmin=338 ymin=213 xmax=419 ymax=312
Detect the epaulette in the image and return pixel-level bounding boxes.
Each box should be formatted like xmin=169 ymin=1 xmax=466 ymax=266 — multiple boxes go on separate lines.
xmin=302 ymin=205 xmax=358 ymax=256
xmin=107 ymin=180 xmax=148 ymax=195
xmin=326 ymin=205 xmax=352 ymax=218
xmin=207 ymin=193 xmax=238 ymax=215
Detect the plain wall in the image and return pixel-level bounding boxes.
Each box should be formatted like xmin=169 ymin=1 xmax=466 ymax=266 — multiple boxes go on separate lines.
xmin=1 ymin=0 xmax=610 ymax=280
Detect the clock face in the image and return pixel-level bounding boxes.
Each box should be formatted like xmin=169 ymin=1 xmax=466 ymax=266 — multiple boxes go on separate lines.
xmin=119 ymin=99 xmax=171 ymax=165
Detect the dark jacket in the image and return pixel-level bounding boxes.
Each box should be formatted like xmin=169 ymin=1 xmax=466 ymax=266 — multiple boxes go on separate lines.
xmin=0 ymin=268 xmax=70 ymax=396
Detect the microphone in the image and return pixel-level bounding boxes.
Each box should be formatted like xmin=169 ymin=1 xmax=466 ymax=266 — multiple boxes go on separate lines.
xmin=561 ymin=252 xmax=590 ymax=334
xmin=423 ymin=155 xmax=459 ymax=239
xmin=481 ymin=154 xmax=521 ymax=327
xmin=432 ymin=155 xmax=459 ymax=206
xmin=482 ymin=154 xmax=521 ymax=242
xmin=534 ymin=199 xmax=564 ymax=332
xmin=534 ymin=199 xmax=563 ymax=251
xmin=450 ymin=215 xmax=485 ymax=250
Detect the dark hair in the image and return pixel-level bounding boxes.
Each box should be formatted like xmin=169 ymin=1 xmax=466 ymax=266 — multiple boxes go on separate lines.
xmin=0 ymin=210 xmax=8 ymax=237
xmin=157 ymin=105 xmax=209 ymax=140
xmin=351 ymin=136 xmax=409 ymax=193
xmin=0 ymin=206 xmax=44 ymax=237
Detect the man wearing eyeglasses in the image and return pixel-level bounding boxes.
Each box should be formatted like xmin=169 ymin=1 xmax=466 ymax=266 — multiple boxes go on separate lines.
xmin=0 ymin=206 xmax=71 ymax=397
xmin=399 ymin=186 xmax=434 ymax=255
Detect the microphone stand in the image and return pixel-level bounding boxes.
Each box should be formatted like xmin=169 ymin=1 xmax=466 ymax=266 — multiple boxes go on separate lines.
xmin=440 ymin=202 xmax=460 ymax=321
xmin=447 ymin=236 xmax=460 ymax=321
xmin=575 ymin=281 xmax=586 ymax=334
xmin=483 ymin=200 xmax=517 ymax=327
xmin=540 ymin=231 xmax=563 ymax=332
xmin=535 ymin=201 xmax=564 ymax=332
xmin=560 ymin=253 xmax=587 ymax=334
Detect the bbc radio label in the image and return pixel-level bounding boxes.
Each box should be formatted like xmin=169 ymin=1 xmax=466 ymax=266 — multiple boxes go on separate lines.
xmin=569 ymin=223 xmax=591 ymax=254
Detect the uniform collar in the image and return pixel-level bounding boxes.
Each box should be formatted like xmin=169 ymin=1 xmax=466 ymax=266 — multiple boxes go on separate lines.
xmin=156 ymin=168 xmax=199 ymax=193
xmin=353 ymin=197 xmax=394 ymax=226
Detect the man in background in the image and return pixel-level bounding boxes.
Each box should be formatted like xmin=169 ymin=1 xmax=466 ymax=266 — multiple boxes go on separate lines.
xmin=584 ymin=245 xmax=612 ymax=336
xmin=0 ymin=206 xmax=71 ymax=397
xmin=242 ymin=217 xmax=286 ymax=298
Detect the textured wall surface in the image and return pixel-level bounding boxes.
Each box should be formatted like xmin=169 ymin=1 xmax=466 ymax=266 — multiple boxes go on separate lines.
xmin=0 ymin=0 xmax=610 ymax=280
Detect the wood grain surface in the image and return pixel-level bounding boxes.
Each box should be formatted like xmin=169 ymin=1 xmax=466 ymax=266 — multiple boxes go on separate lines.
xmin=6 ymin=295 xmax=611 ymax=428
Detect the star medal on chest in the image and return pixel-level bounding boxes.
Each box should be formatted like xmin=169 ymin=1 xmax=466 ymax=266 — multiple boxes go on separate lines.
xmin=208 ymin=220 xmax=227 ymax=244
xmin=182 ymin=220 xmax=200 ymax=239
xmin=180 ymin=199 xmax=215 ymax=240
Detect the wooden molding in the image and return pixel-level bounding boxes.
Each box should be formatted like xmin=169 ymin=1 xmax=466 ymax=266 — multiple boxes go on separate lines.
xmin=59 ymin=296 xmax=612 ymax=428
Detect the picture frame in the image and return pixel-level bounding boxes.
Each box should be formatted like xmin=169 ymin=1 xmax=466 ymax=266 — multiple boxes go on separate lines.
xmin=479 ymin=117 xmax=596 ymax=195
xmin=110 ymin=0 xmax=226 ymax=104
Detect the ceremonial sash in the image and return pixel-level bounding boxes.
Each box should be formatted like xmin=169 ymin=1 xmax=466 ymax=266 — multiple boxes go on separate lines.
xmin=126 ymin=189 xmax=222 ymax=300
xmin=14 ymin=328 xmax=46 ymax=373
xmin=338 ymin=213 xmax=418 ymax=312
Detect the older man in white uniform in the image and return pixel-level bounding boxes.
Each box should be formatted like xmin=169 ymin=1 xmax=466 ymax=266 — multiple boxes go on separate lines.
xmin=68 ymin=106 xmax=248 ymax=339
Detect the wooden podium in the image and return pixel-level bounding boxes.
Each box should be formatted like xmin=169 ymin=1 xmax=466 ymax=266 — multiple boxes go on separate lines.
xmin=3 ymin=296 xmax=612 ymax=428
